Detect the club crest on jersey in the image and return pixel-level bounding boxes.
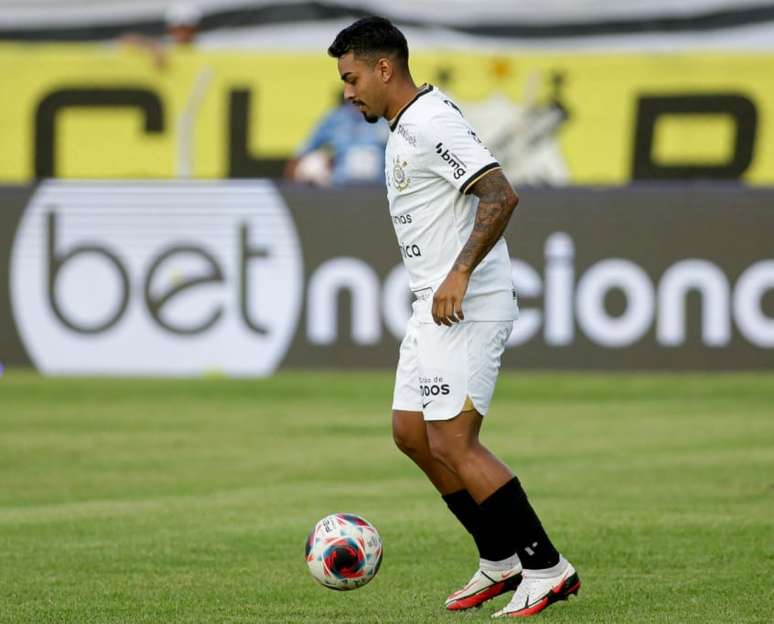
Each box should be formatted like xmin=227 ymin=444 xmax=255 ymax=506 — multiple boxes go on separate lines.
xmin=392 ymin=156 xmax=411 ymax=191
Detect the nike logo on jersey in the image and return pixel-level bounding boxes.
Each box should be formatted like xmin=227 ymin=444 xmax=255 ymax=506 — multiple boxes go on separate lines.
xmin=422 ymin=400 xmax=434 ymax=409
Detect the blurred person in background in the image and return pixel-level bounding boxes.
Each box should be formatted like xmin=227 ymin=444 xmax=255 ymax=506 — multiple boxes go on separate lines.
xmin=120 ymin=2 xmax=202 ymax=69
xmin=463 ymin=66 xmax=570 ymax=187
xmin=284 ymin=93 xmax=389 ymax=187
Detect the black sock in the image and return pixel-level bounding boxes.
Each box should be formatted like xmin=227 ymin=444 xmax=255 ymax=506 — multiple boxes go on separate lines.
xmin=442 ymin=489 xmax=512 ymax=561
xmin=480 ymin=477 xmax=560 ymax=569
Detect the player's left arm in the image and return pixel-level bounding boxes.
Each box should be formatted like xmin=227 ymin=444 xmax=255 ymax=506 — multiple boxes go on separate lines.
xmin=431 ymin=169 xmax=519 ymax=326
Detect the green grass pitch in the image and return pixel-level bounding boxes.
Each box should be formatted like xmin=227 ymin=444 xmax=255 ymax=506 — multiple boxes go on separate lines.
xmin=1 ymin=370 xmax=772 ymax=623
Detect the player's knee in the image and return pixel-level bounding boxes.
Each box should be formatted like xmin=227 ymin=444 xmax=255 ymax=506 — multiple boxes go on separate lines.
xmin=427 ymin=427 xmax=476 ymax=471
xmin=392 ymin=416 xmax=426 ymax=459
xmin=427 ymin=434 xmax=463 ymax=471
xmin=392 ymin=428 xmax=421 ymax=458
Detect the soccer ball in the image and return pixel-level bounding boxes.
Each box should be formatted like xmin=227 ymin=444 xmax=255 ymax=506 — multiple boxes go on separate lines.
xmin=305 ymin=513 xmax=383 ymax=590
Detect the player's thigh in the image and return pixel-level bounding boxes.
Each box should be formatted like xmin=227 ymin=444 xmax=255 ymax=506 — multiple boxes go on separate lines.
xmin=466 ymin=320 xmax=513 ymax=417
xmin=392 ymin=314 xmax=421 ymax=414
xmin=391 ymin=409 xmax=428 ymax=456
xmin=417 ymin=320 xmax=512 ymax=422
xmin=425 ymin=407 xmax=482 ymax=456
xmin=415 ymin=322 xmax=468 ymax=421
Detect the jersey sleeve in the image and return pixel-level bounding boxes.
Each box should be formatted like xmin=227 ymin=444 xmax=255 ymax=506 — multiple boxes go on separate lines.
xmin=421 ymin=108 xmax=500 ymax=194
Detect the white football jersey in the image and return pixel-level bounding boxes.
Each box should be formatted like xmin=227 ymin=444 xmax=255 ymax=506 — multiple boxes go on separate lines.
xmin=385 ymin=85 xmax=518 ymax=322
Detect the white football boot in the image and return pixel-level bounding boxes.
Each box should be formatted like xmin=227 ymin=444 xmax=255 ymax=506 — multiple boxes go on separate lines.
xmin=445 ymin=563 xmax=522 ymax=611
xmin=491 ymin=555 xmax=580 ymax=618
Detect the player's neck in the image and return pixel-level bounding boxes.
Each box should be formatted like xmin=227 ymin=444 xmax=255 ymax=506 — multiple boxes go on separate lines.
xmin=385 ymin=79 xmax=423 ymax=123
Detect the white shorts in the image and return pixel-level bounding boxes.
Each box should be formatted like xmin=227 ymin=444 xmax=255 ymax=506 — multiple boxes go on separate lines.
xmin=392 ymin=318 xmax=513 ymax=421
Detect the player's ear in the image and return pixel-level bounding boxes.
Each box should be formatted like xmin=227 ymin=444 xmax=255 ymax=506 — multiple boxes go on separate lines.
xmin=376 ymin=57 xmax=392 ymax=83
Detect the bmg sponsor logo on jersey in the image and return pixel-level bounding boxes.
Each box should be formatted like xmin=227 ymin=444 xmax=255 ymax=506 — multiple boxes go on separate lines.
xmin=435 ymin=142 xmax=467 ymax=180
xmin=9 ymin=181 xmax=303 ymax=376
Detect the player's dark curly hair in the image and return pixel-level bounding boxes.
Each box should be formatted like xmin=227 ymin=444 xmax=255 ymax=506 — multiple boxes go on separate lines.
xmin=328 ymin=16 xmax=408 ymax=68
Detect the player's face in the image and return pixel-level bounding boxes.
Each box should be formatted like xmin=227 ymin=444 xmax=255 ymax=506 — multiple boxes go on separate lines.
xmin=338 ymin=52 xmax=385 ymax=124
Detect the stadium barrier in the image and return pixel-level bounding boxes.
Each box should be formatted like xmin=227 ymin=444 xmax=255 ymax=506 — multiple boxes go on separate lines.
xmin=1 ymin=181 xmax=772 ymax=375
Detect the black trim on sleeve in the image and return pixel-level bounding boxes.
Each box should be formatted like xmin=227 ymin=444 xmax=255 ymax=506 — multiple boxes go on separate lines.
xmin=460 ymin=162 xmax=501 ymax=195
xmin=389 ymin=85 xmax=434 ymax=132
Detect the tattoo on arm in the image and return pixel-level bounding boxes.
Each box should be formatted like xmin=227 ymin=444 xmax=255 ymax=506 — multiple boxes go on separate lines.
xmin=452 ymin=170 xmax=518 ymax=274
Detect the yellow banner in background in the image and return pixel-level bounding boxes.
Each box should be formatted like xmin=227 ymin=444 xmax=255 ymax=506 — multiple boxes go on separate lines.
xmin=1 ymin=44 xmax=772 ymax=184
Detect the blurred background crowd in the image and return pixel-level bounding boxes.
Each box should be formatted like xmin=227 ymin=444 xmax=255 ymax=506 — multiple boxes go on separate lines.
xmin=3 ymin=0 xmax=774 ymax=188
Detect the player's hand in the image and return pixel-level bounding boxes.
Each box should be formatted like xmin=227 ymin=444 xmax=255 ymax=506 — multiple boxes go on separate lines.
xmin=432 ymin=270 xmax=469 ymax=326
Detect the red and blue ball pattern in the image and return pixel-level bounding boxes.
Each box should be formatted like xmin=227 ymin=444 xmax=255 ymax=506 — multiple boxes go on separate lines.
xmin=305 ymin=513 xmax=383 ymax=591
xmin=323 ymin=537 xmax=365 ymax=579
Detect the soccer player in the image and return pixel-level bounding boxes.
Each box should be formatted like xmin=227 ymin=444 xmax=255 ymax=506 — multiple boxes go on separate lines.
xmin=327 ymin=17 xmax=580 ymax=618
